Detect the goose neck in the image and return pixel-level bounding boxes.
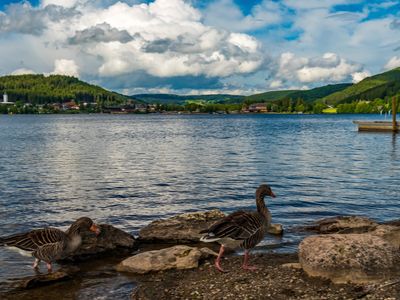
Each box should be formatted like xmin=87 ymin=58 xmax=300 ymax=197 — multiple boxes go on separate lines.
xmin=256 ymin=195 xmax=270 ymax=219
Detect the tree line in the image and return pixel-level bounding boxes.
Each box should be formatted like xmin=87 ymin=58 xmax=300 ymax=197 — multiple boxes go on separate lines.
xmin=2 ymin=97 xmax=399 ymax=114
xmin=0 ymin=74 xmax=126 ymax=105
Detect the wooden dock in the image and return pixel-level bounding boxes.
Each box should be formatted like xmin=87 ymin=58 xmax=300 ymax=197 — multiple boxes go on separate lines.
xmin=353 ymin=120 xmax=400 ymax=132
xmin=354 ymin=96 xmax=398 ymax=133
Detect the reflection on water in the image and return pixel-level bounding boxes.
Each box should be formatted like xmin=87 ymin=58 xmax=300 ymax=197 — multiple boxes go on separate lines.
xmin=392 ymin=133 xmax=397 ymax=157
xmin=1 ymin=114 xmax=400 ymax=282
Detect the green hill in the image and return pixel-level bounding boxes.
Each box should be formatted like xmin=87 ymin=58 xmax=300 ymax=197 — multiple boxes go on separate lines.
xmin=244 ymin=90 xmax=298 ymax=103
xmin=0 ymin=74 xmax=128 ymax=104
xmin=322 ymin=67 xmax=400 ymax=105
xmin=244 ymin=83 xmax=352 ymax=104
xmin=131 ymin=93 xmax=244 ymax=105
xmin=287 ymin=84 xmax=352 ymax=103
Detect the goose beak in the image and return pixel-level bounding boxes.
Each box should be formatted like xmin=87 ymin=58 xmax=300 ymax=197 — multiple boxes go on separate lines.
xmin=270 ymin=191 xmax=276 ymax=198
xmin=90 ymin=224 xmax=101 ymax=236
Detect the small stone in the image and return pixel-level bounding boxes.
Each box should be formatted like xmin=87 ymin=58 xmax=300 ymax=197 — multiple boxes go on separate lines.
xmin=281 ymin=263 xmax=302 ymax=269
xmin=268 ymin=224 xmax=284 ymax=235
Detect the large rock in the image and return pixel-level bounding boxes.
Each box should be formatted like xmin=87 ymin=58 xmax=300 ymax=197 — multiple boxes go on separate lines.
xmin=138 ymin=210 xmax=226 ymax=243
xmin=66 ymin=224 xmax=137 ymax=259
xmin=299 ymin=232 xmax=400 ymax=284
xmin=300 ymin=216 xmax=378 ymax=234
xmin=139 ymin=210 xmax=283 ymax=243
xmin=116 ymin=245 xmax=217 ymax=274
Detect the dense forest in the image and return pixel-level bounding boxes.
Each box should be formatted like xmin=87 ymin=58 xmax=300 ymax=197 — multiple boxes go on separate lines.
xmin=0 ymin=74 xmax=128 ymax=105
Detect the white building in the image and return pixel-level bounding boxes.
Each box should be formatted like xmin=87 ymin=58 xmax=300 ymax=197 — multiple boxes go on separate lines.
xmin=2 ymin=92 xmax=13 ymax=104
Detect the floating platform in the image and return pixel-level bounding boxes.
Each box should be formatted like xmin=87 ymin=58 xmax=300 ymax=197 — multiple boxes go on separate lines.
xmin=353 ymin=120 xmax=399 ymax=132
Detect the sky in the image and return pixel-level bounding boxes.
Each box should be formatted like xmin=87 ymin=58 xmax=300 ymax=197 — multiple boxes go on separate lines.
xmin=0 ymin=0 xmax=399 ymax=95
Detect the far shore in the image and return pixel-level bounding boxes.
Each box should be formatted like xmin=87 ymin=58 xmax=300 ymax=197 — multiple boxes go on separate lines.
xmin=0 ymin=111 xmax=391 ymax=116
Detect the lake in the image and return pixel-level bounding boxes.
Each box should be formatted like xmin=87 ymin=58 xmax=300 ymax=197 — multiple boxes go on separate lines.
xmin=1 ymin=113 xmax=400 ymax=285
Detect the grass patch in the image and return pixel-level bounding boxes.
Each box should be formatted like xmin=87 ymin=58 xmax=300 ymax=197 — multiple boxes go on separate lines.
xmin=322 ymin=107 xmax=337 ymax=114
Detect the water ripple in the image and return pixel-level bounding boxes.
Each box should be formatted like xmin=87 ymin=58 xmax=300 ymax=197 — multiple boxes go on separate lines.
xmin=0 ymin=114 xmax=399 ymax=281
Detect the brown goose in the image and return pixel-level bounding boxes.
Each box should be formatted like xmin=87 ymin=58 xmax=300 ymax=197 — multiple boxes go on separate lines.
xmin=0 ymin=217 xmax=100 ymax=272
xmin=200 ymin=184 xmax=275 ymax=272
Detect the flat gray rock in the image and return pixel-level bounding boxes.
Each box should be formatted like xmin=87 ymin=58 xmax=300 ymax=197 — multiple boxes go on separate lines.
xmin=117 ymin=245 xmax=217 ymax=274
xmin=299 ymin=215 xmax=378 ymax=234
xmin=18 ymin=266 xmax=80 ymax=289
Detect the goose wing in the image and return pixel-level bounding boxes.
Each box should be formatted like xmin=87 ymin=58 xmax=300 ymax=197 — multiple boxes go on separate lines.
xmin=0 ymin=228 xmax=67 ymax=252
xmin=33 ymin=241 xmax=68 ymax=262
xmin=202 ymin=211 xmax=263 ymax=240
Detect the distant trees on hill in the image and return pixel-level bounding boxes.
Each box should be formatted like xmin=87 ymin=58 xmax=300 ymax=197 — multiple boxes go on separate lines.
xmin=0 ymin=74 xmax=127 ymax=105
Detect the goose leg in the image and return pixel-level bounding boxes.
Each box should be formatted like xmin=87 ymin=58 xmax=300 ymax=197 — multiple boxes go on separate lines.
xmin=46 ymin=262 xmax=53 ymax=273
xmin=33 ymin=258 xmax=40 ymax=269
xmin=215 ymin=245 xmax=228 ymax=273
xmin=242 ymin=250 xmax=257 ymax=271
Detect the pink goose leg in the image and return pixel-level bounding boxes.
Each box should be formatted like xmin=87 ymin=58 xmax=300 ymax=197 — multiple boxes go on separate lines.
xmin=242 ymin=250 xmax=258 ymax=271
xmin=33 ymin=258 xmax=40 ymax=269
xmin=215 ymin=245 xmax=228 ymax=273
xmin=46 ymin=262 xmax=53 ymax=273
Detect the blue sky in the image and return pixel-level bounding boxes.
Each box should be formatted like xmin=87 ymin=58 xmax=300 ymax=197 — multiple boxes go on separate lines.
xmin=0 ymin=0 xmax=399 ymax=95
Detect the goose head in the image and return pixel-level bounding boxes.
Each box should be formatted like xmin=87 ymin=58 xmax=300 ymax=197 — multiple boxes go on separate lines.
xmin=67 ymin=217 xmax=101 ymax=236
xmin=256 ymin=184 xmax=276 ymax=199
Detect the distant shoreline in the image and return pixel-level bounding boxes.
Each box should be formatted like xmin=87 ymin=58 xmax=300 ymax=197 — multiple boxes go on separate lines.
xmin=0 ymin=111 xmax=392 ymax=116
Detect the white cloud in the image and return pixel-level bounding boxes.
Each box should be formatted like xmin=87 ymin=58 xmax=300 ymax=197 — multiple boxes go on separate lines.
xmin=273 ymin=52 xmax=367 ymax=85
xmin=269 ymin=80 xmax=283 ymax=89
xmin=283 ymin=0 xmax=362 ymax=10
xmin=384 ymin=56 xmax=400 ymax=70
xmin=52 ymin=59 xmax=79 ymax=77
xmin=0 ymin=0 xmax=265 ymax=83
xmin=123 ymin=86 xmax=264 ymax=96
xmin=351 ymin=71 xmax=370 ymax=83
xmin=0 ymin=2 xmax=78 ymax=35
xmin=290 ymin=7 xmax=400 ymax=74
xmin=204 ymin=0 xmax=286 ymax=32
xmin=59 ymin=0 xmax=264 ymax=78
xmin=11 ymin=68 xmax=36 ymax=75
xmin=41 ymin=0 xmax=80 ymax=8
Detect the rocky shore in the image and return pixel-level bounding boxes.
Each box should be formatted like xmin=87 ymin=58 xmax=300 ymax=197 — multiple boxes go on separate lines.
xmin=128 ymin=253 xmax=400 ymax=300
xmin=126 ymin=212 xmax=400 ymax=299
xmin=2 ymin=211 xmax=400 ymax=300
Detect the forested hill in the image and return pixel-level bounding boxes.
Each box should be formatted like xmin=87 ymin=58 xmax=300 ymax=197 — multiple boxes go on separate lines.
xmin=0 ymin=74 xmax=128 ymax=104
xmin=322 ymin=67 xmax=400 ymax=105
xmin=131 ymin=93 xmax=244 ymax=104
xmin=244 ymin=83 xmax=352 ymax=104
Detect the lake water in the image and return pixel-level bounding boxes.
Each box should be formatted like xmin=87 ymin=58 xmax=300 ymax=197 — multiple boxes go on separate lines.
xmin=1 ymin=114 xmax=400 ymax=287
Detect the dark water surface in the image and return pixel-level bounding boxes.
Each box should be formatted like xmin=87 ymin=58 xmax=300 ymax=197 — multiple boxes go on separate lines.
xmin=1 ymin=114 xmax=400 ymax=294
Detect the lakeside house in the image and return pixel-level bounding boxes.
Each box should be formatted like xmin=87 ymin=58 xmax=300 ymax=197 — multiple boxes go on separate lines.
xmin=244 ymin=103 xmax=268 ymax=113
xmin=103 ymin=103 xmax=150 ymax=114
xmin=63 ymin=101 xmax=80 ymax=110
